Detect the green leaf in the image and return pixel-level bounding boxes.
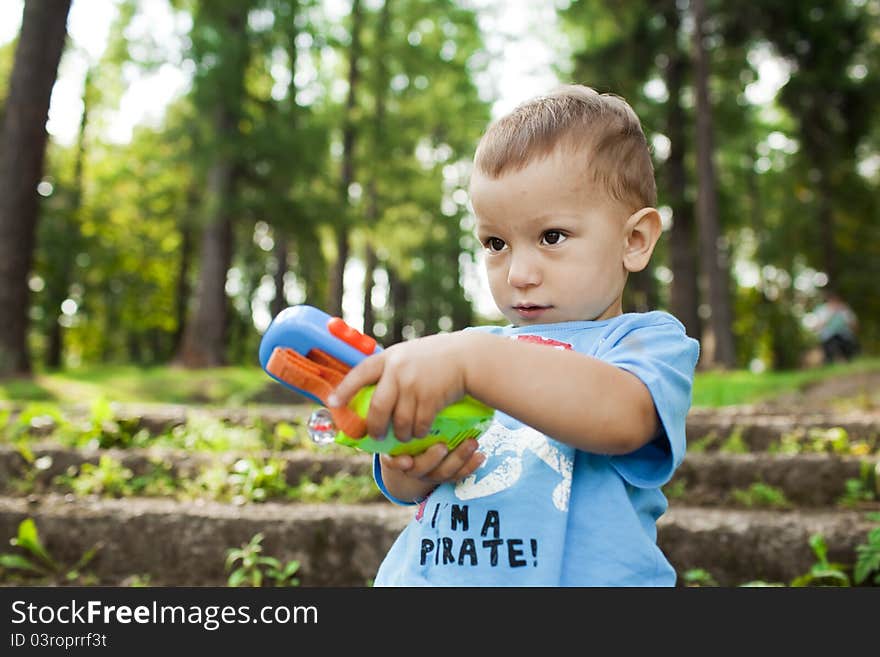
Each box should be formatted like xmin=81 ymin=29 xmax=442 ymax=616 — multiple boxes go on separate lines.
xmin=69 ymin=543 xmax=101 ymax=573
xmin=0 ymin=553 xmax=44 ymax=573
xmin=259 ymin=556 xmax=281 ymax=569
xmin=11 ymin=519 xmax=57 ymax=571
xmin=807 ymin=567 xmax=850 ymax=586
xmin=808 ymin=533 xmax=829 ymax=564
xmin=227 ymin=569 xmax=247 ymax=587
xmin=854 ymin=544 xmax=880 ymax=585
xmin=89 ymin=396 xmax=113 ymax=426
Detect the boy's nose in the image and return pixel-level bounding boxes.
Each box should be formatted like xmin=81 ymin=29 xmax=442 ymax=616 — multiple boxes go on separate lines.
xmin=507 ymin=251 xmax=542 ymax=288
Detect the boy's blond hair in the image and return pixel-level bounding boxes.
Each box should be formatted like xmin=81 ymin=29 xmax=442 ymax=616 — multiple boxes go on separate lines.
xmin=473 ymin=84 xmax=656 ymax=211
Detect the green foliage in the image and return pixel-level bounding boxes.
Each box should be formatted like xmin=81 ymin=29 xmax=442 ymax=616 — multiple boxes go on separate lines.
xmin=730 ymin=482 xmax=791 ymax=509
xmin=187 ymin=457 xmax=289 ymax=504
xmin=54 ymin=455 xmax=176 ymax=498
xmin=719 ymin=429 xmax=749 ymax=454
xmin=854 ymin=513 xmax=880 ymax=586
xmin=0 ymin=518 xmax=99 ymax=585
xmin=225 ymin=532 xmax=300 ymax=587
xmin=154 ymin=415 xmax=268 ymax=453
xmin=739 ymin=580 xmax=785 ymax=587
xmin=692 ymin=359 xmax=880 ymax=408
xmin=682 ymin=568 xmax=718 ymax=587
xmin=662 ymin=478 xmax=687 ymax=500
xmin=122 ymin=574 xmax=153 ymax=587
xmin=790 ymin=534 xmax=851 ymax=587
xmin=837 ymin=462 xmax=877 ymax=508
xmin=770 ymin=425 xmax=877 ymax=457
xmin=290 ymin=474 xmax=382 ymax=504
xmin=687 ymin=433 xmax=717 ymax=453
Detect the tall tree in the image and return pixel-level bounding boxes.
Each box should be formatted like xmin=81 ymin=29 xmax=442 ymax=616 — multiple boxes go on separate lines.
xmin=560 ymin=1 xmax=696 ymax=328
xmin=0 ymin=0 xmax=72 ymax=376
xmin=176 ymin=0 xmax=253 ymax=367
xmin=327 ymin=0 xmax=363 ymax=318
xmin=660 ymin=3 xmax=700 ymax=341
xmin=361 ymin=0 xmax=392 ymax=339
xmin=43 ymin=66 xmax=94 ymax=368
xmin=692 ymin=0 xmax=736 ymax=368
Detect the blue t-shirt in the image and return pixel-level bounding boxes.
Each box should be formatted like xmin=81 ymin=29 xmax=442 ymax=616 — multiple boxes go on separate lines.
xmin=373 ymin=311 xmax=700 ymax=586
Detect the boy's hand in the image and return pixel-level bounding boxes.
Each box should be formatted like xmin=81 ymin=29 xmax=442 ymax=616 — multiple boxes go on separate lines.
xmin=379 ymin=439 xmax=485 ymax=502
xmin=328 ymin=332 xmax=471 ymax=441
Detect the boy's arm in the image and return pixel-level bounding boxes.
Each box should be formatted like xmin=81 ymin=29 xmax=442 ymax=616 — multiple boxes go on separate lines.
xmin=330 ymin=330 xmax=659 ymax=456
xmin=461 ymin=332 xmax=659 ymax=454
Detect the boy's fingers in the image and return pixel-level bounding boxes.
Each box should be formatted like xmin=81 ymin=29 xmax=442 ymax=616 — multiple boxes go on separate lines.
xmin=365 ymin=371 xmax=397 ymax=439
xmin=408 ymin=443 xmax=449 ymax=479
xmin=420 ymin=440 xmax=479 ymax=483
xmin=380 ymin=453 xmax=413 ymax=472
xmin=391 ymin=393 xmax=416 ymax=442
xmin=454 ymin=448 xmax=485 ymax=481
xmin=412 ymin=400 xmax=439 ymax=438
xmin=328 ymin=353 xmax=384 ymax=407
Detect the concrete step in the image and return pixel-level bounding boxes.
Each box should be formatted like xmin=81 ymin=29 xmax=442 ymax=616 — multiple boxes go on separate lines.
xmin=671 ymin=453 xmax=879 ymax=508
xmin=659 ymin=506 xmax=878 ymax=586
xmin=685 ymin=407 xmax=879 ymax=451
xmin=0 ymin=495 xmax=875 ymax=587
xmin=0 ymin=494 xmax=409 ymax=587
xmin=5 ymin=401 xmax=878 ymax=452
xmin=0 ymin=442 xmax=373 ymax=493
xmin=2 ymin=444 xmax=876 ymax=509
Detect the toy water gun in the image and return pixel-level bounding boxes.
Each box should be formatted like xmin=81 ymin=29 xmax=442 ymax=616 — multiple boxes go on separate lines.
xmin=258 ymin=305 xmax=493 ymax=456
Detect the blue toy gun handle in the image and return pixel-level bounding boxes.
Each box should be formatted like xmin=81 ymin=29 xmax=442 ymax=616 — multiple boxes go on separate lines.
xmin=258 ymin=305 xmax=382 ymax=405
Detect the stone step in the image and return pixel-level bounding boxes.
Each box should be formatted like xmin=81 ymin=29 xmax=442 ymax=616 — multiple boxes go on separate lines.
xmin=658 ymin=506 xmax=878 ymax=586
xmin=0 ymin=495 xmax=875 ymax=587
xmin=5 ymin=401 xmax=878 ymax=452
xmin=671 ymin=453 xmax=879 ymax=508
xmin=1 ymin=444 xmax=876 ymax=509
xmin=0 ymin=494 xmax=407 ymax=587
xmin=685 ymin=407 xmax=879 ymax=451
xmin=0 ymin=442 xmax=373 ymax=493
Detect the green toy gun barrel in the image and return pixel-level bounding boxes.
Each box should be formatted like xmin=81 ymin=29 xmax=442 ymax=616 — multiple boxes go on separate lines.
xmin=307 ymin=386 xmax=494 ymax=456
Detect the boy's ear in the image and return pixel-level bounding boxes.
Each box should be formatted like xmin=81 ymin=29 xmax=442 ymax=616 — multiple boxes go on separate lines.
xmin=622 ymin=207 xmax=662 ymax=273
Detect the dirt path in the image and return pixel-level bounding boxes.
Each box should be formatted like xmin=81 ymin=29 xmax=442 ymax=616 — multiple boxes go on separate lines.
xmin=755 ymin=370 xmax=880 ymax=413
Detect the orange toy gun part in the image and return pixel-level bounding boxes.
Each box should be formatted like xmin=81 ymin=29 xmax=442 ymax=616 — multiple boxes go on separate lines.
xmin=265 ymin=346 xmax=367 ymax=439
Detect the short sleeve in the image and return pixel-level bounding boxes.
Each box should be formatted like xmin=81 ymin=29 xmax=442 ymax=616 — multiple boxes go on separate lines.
xmin=599 ymin=314 xmax=700 ymax=488
xmin=372 ymin=454 xmax=421 ymax=506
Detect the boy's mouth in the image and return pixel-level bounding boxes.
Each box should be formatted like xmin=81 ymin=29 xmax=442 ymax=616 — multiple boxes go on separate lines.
xmin=512 ymin=304 xmax=552 ymax=320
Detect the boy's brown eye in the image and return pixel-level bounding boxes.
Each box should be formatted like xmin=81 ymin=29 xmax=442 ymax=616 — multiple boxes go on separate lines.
xmin=486 ymin=237 xmax=506 ymax=252
xmin=542 ymin=231 xmax=565 ymax=245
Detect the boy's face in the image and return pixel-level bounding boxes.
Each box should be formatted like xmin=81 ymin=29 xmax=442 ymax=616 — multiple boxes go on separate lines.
xmin=470 ymin=148 xmax=632 ymax=326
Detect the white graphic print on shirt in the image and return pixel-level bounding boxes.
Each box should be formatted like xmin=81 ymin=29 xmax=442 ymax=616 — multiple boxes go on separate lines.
xmin=454 ymin=419 xmax=573 ymax=511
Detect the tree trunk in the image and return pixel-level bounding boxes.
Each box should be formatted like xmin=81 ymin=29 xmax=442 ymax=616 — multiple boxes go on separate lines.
xmin=663 ymin=4 xmax=701 ymax=340
xmin=0 ymin=0 xmax=72 ymax=377
xmin=362 ymin=241 xmax=378 ymax=337
xmin=176 ymin=151 xmax=236 ymax=367
xmin=328 ymin=0 xmax=362 ymax=318
xmin=692 ymin=0 xmax=736 ymax=368
xmin=816 ymin=173 xmax=837 ymax=286
xmin=362 ymin=0 xmax=391 ymax=339
xmin=625 ymin=266 xmax=657 ymax=313
xmin=171 ymin=219 xmax=194 ymax=359
xmin=271 ymin=233 xmax=289 ymax=319
xmin=388 ymin=267 xmax=409 ymax=345
xmin=175 ymin=3 xmax=250 ymax=368
xmin=47 ymin=66 xmax=93 ymax=369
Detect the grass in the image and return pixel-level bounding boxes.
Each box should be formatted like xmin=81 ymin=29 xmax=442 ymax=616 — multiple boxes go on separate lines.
xmin=0 ymin=357 xmax=877 ymax=409
xmin=691 ymin=357 xmax=880 ymax=408
xmin=0 ymin=365 xmax=273 ymax=407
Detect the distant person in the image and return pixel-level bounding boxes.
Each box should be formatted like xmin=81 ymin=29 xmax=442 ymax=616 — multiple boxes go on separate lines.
xmin=329 ymin=85 xmax=700 ymax=586
xmin=811 ymin=289 xmax=859 ymax=364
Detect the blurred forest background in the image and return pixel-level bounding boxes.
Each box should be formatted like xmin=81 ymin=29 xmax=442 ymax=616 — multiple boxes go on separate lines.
xmin=1 ymin=0 xmax=878 ymax=383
